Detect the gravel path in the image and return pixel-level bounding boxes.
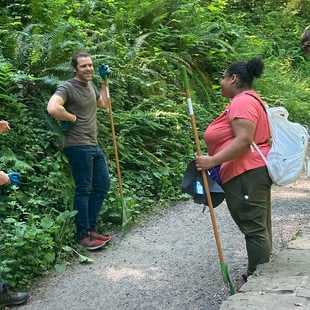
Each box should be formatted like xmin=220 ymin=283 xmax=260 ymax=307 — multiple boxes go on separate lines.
xmin=17 ymin=173 xmax=309 ymax=310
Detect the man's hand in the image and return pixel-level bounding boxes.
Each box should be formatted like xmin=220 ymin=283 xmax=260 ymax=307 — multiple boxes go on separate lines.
xmin=59 ymin=119 xmax=76 ymax=133
xmin=99 ymin=64 xmax=111 ymax=80
xmin=8 ymin=172 xmax=21 ymax=185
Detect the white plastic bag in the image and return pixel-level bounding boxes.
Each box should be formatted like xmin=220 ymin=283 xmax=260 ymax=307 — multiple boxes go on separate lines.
xmin=253 ymin=107 xmax=309 ymax=186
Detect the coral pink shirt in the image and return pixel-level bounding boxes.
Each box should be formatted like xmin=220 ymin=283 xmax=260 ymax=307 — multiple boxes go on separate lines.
xmin=204 ymin=90 xmax=271 ymax=184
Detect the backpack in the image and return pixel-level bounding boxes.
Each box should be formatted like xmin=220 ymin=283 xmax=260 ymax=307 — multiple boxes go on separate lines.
xmin=248 ymin=94 xmax=309 ymax=186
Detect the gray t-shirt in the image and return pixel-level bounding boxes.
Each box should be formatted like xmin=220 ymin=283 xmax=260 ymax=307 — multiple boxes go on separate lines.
xmin=55 ymin=79 xmax=100 ymax=147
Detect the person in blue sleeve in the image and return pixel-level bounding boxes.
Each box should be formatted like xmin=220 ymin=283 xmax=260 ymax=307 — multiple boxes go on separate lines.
xmin=0 ymin=120 xmax=29 ymax=307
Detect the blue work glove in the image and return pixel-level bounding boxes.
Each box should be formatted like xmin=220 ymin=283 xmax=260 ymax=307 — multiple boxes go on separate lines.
xmin=59 ymin=120 xmax=76 ymax=133
xmin=8 ymin=172 xmax=21 ymax=185
xmin=98 ymin=64 xmax=111 ymax=80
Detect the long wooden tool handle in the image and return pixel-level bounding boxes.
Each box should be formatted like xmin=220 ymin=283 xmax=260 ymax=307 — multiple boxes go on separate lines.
xmin=104 ymin=79 xmax=124 ymax=197
xmin=182 ymin=67 xmax=224 ymax=263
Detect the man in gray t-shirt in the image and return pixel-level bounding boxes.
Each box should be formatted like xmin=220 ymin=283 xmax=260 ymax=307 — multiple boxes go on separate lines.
xmin=47 ymin=52 xmax=112 ymax=250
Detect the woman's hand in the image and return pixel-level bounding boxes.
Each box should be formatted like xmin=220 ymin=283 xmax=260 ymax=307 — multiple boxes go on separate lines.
xmin=195 ymin=155 xmax=216 ymax=171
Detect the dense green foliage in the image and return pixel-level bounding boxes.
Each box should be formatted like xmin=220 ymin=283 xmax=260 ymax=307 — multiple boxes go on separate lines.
xmin=0 ymin=0 xmax=309 ymax=289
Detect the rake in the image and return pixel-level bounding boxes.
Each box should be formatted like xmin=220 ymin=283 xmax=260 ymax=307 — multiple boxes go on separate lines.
xmin=181 ymin=66 xmax=235 ymax=295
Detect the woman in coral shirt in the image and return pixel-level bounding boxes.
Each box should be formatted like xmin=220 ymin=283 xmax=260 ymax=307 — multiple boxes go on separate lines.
xmin=195 ymin=58 xmax=272 ymax=281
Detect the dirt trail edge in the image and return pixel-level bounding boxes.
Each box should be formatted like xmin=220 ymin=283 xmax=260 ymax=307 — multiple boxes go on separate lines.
xmin=17 ymin=173 xmax=309 ymax=310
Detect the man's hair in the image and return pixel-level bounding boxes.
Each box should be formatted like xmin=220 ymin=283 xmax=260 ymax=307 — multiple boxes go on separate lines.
xmin=301 ymin=29 xmax=310 ymax=54
xmin=71 ymin=52 xmax=91 ymax=69
xmin=301 ymin=29 xmax=310 ymax=44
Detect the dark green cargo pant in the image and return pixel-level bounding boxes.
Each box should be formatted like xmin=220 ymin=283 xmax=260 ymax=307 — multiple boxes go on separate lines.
xmin=222 ymin=166 xmax=272 ymax=275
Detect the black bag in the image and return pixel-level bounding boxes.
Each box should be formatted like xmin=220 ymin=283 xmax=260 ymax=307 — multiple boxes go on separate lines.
xmin=181 ymin=160 xmax=225 ymax=207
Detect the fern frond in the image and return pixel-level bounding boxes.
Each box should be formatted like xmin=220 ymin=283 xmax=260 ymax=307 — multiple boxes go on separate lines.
xmin=0 ymin=148 xmax=34 ymax=172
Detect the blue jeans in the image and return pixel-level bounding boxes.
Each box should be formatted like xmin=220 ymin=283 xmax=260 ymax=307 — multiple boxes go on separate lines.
xmin=63 ymin=145 xmax=110 ymax=241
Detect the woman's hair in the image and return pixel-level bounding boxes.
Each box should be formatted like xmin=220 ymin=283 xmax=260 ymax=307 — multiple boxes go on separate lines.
xmin=71 ymin=52 xmax=90 ymax=69
xmin=226 ymin=57 xmax=264 ymax=87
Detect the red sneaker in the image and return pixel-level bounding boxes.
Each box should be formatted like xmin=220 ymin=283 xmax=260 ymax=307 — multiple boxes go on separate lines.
xmin=78 ymin=233 xmax=107 ymax=250
xmin=90 ymin=231 xmax=112 ymax=242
